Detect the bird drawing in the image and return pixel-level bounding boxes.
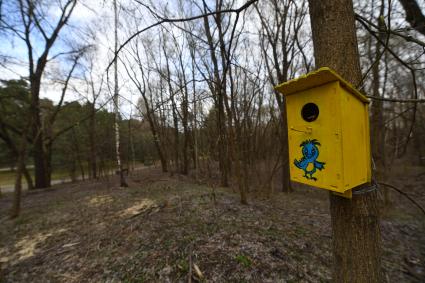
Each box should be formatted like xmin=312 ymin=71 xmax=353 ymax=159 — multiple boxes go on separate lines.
xmin=294 ymin=139 xmax=325 ymax=181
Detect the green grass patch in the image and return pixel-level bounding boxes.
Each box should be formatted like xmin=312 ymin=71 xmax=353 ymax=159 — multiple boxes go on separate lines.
xmin=235 ymin=254 xmax=252 ymax=267
xmin=176 ymin=258 xmax=189 ymax=274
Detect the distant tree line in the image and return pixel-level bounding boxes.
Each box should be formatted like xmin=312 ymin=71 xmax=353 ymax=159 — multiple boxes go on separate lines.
xmin=0 ymin=79 xmax=158 ymax=183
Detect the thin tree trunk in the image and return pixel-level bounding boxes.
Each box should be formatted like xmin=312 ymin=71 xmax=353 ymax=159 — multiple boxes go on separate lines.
xmin=203 ymin=12 xmax=229 ymax=187
xmin=308 ymin=1 xmax=382 ymax=282
xmin=128 ymin=117 xmax=136 ymax=171
xmin=181 ymin=81 xmax=189 ymax=176
xmin=144 ymin=104 xmax=168 ymax=172
xmin=11 ymin=122 xmax=30 ymax=218
xmin=171 ymin=96 xmax=180 ymax=172
xmin=114 ymin=0 xmax=127 ymax=187
xmin=11 ymin=153 xmax=25 ymax=218
xmin=371 ymin=4 xmax=389 ymax=206
xmin=72 ymin=128 xmax=85 ymax=181
xmin=279 ymin=110 xmax=291 ymax=193
xmin=193 ymin=103 xmax=199 ymax=179
xmin=22 ymin=166 xmax=34 ymax=190
xmin=89 ymin=102 xmax=97 ymax=179
xmin=371 ymin=1 xmax=386 ymax=174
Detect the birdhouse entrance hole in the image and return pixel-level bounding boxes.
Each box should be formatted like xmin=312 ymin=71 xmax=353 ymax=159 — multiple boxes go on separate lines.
xmin=301 ymin=103 xmax=319 ymax=122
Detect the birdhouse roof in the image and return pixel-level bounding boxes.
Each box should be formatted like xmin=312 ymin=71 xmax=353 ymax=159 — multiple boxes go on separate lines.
xmin=274 ymin=67 xmax=369 ymax=104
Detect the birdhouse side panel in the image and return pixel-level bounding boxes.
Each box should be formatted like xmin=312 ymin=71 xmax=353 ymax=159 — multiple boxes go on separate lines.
xmin=286 ymin=82 xmax=344 ymax=192
xmin=340 ymin=87 xmax=372 ymax=190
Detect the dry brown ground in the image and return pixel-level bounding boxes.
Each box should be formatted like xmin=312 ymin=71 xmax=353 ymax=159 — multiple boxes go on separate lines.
xmin=0 ymin=167 xmax=424 ymax=282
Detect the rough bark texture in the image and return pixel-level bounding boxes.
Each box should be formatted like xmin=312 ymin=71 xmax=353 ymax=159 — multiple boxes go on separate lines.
xmin=31 ymin=78 xmax=50 ymax=189
xmin=308 ymin=0 xmax=382 ymax=282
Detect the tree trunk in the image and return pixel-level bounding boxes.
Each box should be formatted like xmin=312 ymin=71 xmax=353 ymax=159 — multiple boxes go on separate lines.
xmin=171 ymin=96 xmax=180 ymax=172
xmin=308 ymin=1 xmax=382 ymax=282
xmin=192 ymin=66 xmax=199 ymax=180
xmin=181 ymin=88 xmax=189 ymax=175
xmin=177 ymin=47 xmax=190 ymax=175
xmin=371 ymin=1 xmax=386 ymax=180
xmin=23 ymin=165 xmax=34 ymax=191
xmin=89 ymin=102 xmax=97 ymax=178
xmin=11 ymin=152 xmax=25 ymax=218
xmin=203 ymin=12 xmax=229 ymax=187
xmin=72 ymin=128 xmax=85 ymax=181
xmin=11 ymin=123 xmax=30 ymax=218
xmin=128 ymin=117 xmax=136 ymax=171
xmin=279 ymin=107 xmax=292 ymax=193
xmin=31 ymin=79 xmax=50 ymax=189
xmin=113 ymin=0 xmax=127 ymax=187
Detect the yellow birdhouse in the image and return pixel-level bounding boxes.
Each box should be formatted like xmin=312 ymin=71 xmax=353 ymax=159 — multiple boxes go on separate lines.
xmin=274 ymin=67 xmax=371 ymax=198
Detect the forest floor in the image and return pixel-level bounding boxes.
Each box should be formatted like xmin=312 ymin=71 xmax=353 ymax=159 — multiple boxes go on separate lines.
xmin=0 ymin=167 xmax=424 ymax=282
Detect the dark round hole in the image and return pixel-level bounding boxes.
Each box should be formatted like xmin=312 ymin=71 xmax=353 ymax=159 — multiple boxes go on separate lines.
xmin=301 ymin=103 xmax=319 ymax=122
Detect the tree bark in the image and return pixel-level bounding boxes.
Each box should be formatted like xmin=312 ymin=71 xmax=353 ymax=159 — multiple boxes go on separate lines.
xmin=308 ymin=1 xmax=382 ymax=282
xmin=371 ymin=2 xmax=386 ymax=175
xmin=113 ymin=0 xmax=127 ymax=187
xmin=22 ymin=166 xmax=34 ymax=191
xmin=203 ymin=11 xmax=229 ymax=187
xmin=31 ymin=78 xmax=50 ymax=189
xmin=87 ymin=102 xmax=97 ymax=179
xmin=11 ymin=122 xmax=31 ymax=218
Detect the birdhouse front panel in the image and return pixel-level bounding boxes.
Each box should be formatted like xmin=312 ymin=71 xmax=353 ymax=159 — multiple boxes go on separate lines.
xmin=285 ymin=82 xmax=345 ymax=192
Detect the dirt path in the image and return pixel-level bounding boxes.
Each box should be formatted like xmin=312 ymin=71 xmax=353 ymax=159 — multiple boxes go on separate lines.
xmin=0 ymin=168 xmax=424 ymax=282
xmin=0 ymin=166 xmax=150 ymax=193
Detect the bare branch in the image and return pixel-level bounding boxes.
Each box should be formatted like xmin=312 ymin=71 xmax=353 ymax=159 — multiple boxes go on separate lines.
xmin=106 ymin=0 xmax=259 ymax=71
xmin=398 ymin=0 xmax=425 ymax=36
xmin=366 ymin=95 xmax=425 ymax=103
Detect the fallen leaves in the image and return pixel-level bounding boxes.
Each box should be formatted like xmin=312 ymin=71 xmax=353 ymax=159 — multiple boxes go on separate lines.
xmin=0 ymin=167 xmax=423 ymax=282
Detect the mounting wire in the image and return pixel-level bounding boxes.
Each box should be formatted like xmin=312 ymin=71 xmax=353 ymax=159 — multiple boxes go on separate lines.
xmin=352 ymin=157 xmax=379 ymax=195
xmin=352 ymin=182 xmax=378 ymax=195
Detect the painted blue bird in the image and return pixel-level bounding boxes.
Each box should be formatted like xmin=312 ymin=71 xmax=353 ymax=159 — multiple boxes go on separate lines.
xmin=294 ymin=139 xmax=325 ymax=181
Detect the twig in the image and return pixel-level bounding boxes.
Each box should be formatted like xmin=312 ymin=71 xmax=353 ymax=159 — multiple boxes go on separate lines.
xmin=366 ymin=95 xmax=425 ymax=103
xmin=106 ymin=0 xmax=259 ymax=72
xmin=378 ymin=182 xmax=425 ymax=217
xmin=355 ymin=13 xmax=425 ymax=48
xmin=357 ymin=16 xmax=420 ymax=153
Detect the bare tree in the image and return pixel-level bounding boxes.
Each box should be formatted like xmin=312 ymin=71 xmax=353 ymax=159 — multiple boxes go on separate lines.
xmin=113 ymin=0 xmax=128 ymax=187
xmin=255 ymin=0 xmax=309 ymax=193
xmin=0 ymin=0 xmax=79 ymax=188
